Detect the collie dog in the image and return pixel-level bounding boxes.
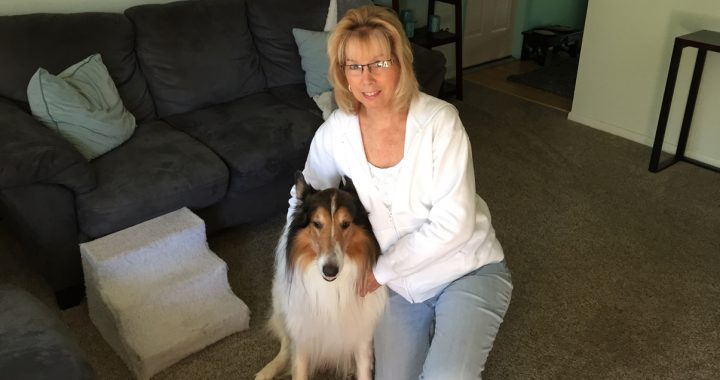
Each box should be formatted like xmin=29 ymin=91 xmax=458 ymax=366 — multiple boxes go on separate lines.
xmin=255 ymin=172 xmax=387 ymax=380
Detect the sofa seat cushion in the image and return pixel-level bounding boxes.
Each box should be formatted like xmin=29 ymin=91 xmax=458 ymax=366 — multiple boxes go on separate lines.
xmin=76 ymin=120 xmax=228 ymax=238
xmin=126 ymin=0 xmax=266 ymax=118
xmin=269 ymin=84 xmax=323 ymax=119
xmin=164 ymin=91 xmax=322 ymax=193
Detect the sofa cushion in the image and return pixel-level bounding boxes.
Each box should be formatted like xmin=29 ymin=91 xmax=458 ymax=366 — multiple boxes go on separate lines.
xmin=268 ymin=84 xmax=323 ymax=118
xmin=247 ymin=0 xmax=329 ymax=88
xmin=76 ymin=120 xmax=228 ymax=238
xmin=411 ymin=43 xmax=447 ymax=97
xmin=126 ymin=0 xmax=266 ymax=118
xmin=0 ymin=286 xmax=95 ymax=380
xmin=0 ymin=99 xmax=96 ymax=193
xmin=27 ymin=54 xmax=136 ymax=160
xmin=164 ymin=92 xmax=322 ymax=193
xmin=338 ymin=0 xmax=374 ymax=20
xmin=292 ymin=28 xmax=332 ymax=98
xmin=0 ymin=12 xmax=155 ymax=123
xmin=325 ymin=0 xmax=373 ymax=30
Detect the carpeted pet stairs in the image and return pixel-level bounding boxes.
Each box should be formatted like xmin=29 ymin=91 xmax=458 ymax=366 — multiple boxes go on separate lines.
xmin=80 ymin=207 xmax=250 ymax=379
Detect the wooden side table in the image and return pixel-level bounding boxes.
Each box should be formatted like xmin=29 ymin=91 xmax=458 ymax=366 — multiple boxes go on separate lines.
xmin=649 ymin=30 xmax=720 ymax=173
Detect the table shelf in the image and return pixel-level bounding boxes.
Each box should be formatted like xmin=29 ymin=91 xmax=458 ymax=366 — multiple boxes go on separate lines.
xmin=389 ymin=0 xmax=463 ymax=100
xmin=410 ymin=27 xmax=456 ymax=48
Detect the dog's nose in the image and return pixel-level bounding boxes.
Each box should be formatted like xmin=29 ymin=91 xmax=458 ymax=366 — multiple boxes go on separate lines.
xmin=322 ymin=264 xmax=339 ymax=280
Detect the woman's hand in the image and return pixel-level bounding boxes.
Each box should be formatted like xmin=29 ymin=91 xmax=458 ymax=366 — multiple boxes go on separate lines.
xmin=358 ymin=270 xmax=381 ymax=297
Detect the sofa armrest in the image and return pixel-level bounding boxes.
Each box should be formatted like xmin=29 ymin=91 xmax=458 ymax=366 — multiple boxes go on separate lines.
xmin=411 ymin=43 xmax=447 ymax=98
xmin=0 ymin=98 xmax=96 ymax=193
xmin=0 ymin=184 xmax=84 ymax=307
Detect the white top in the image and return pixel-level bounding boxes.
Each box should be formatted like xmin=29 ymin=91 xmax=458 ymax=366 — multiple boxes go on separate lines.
xmin=288 ymin=93 xmax=504 ymax=303
xmin=368 ymin=161 xmax=402 ymax=209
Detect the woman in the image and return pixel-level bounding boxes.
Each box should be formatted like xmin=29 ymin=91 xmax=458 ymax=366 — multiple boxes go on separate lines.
xmin=289 ymin=5 xmax=512 ymax=379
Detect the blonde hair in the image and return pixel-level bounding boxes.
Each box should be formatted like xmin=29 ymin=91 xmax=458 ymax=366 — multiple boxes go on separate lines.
xmin=327 ymin=5 xmax=419 ymax=114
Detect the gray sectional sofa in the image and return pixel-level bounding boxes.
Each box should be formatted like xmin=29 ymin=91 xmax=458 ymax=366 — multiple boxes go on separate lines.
xmin=0 ymin=0 xmax=446 ymax=309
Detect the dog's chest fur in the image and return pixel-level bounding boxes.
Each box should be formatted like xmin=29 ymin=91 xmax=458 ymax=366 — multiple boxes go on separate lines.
xmin=276 ymin=259 xmax=387 ymax=362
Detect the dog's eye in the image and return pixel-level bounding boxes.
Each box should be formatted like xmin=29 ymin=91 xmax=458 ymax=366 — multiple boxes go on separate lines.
xmin=340 ymin=221 xmax=350 ymax=230
xmin=313 ymin=221 xmax=323 ymax=229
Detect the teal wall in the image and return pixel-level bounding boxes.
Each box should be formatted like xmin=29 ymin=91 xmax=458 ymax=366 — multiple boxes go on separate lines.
xmin=511 ymin=0 xmax=588 ymax=57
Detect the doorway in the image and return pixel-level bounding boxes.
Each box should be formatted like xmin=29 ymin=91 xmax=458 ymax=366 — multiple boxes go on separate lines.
xmin=463 ymin=0 xmax=516 ymax=68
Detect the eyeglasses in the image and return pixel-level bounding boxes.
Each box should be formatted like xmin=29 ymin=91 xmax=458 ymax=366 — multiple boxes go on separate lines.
xmin=343 ymin=59 xmax=394 ymax=76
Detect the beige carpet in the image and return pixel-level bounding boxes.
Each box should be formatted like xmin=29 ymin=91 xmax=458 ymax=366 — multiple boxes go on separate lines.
xmin=2 ymin=81 xmax=720 ymax=379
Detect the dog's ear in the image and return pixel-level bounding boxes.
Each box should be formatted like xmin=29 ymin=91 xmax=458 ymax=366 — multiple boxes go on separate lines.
xmin=340 ymin=176 xmax=358 ymax=197
xmin=294 ymin=171 xmax=316 ymax=201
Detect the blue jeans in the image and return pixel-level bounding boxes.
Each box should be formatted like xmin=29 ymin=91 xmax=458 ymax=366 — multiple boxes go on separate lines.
xmin=374 ymin=261 xmax=513 ymax=380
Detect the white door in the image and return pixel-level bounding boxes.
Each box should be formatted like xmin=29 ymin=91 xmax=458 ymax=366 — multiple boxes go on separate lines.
xmin=463 ymin=0 xmax=516 ymax=67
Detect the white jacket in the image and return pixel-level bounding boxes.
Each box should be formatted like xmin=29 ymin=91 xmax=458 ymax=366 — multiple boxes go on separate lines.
xmin=290 ymin=93 xmax=505 ymax=303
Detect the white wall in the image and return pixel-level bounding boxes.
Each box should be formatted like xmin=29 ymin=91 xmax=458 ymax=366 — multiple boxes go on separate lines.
xmin=0 ymin=0 xmax=176 ymax=15
xmin=569 ymin=0 xmax=720 ymax=167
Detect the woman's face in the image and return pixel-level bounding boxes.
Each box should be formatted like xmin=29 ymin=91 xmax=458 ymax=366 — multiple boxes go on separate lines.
xmin=343 ymin=36 xmax=400 ymax=113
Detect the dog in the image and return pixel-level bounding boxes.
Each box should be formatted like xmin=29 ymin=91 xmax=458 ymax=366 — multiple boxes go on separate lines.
xmin=255 ymin=172 xmax=387 ymax=380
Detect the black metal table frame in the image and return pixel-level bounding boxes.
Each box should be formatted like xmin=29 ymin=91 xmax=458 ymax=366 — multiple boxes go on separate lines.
xmin=649 ymin=30 xmax=720 ymax=173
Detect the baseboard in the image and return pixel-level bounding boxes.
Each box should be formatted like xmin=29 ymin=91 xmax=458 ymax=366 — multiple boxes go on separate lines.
xmin=567 ymin=111 xmax=651 ymax=145
xmin=568 ymin=111 xmax=720 ymax=169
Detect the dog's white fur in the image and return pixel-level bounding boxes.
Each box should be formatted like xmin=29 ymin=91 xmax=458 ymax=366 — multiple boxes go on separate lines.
xmin=255 ymin=221 xmax=387 ymax=380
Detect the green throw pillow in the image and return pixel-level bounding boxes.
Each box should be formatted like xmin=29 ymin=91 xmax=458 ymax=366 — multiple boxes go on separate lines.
xmin=292 ymin=28 xmax=332 ymax=98
xmin=27 ymin=54 xmax=136 ymax=160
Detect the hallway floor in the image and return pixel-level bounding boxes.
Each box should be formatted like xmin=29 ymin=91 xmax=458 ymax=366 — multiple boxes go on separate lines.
xmin=464 ymin=58 xmax=573 ymax=112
